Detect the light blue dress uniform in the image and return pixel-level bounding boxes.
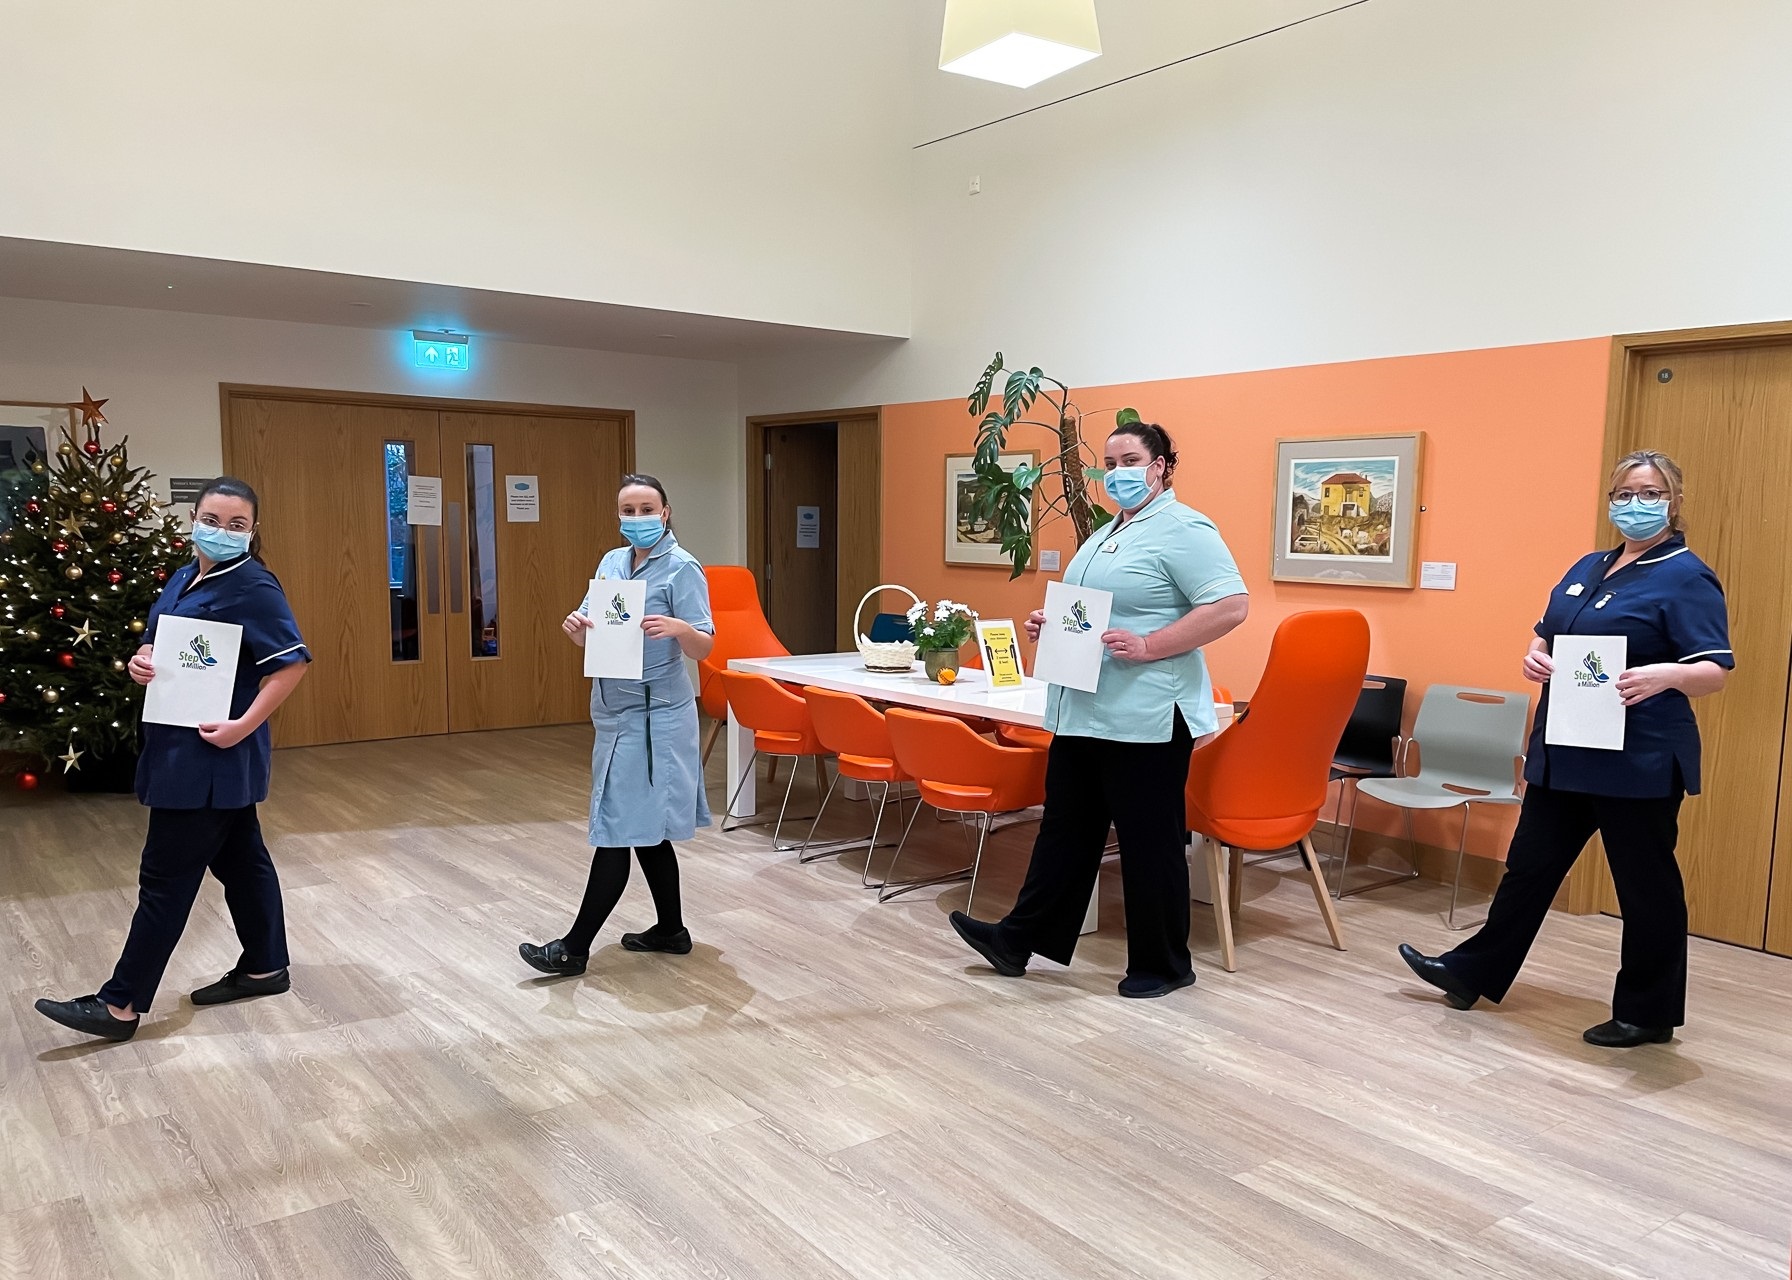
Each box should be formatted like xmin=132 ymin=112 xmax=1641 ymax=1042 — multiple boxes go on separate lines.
xmin=580 ymin=531 xmax=713 ymax=847
xmin=1046 ymin=489 xmax=1247 ymax=743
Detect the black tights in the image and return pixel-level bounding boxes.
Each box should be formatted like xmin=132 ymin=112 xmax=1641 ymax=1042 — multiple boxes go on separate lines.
xmin=563 ymin=842 xmax=683 ymax=955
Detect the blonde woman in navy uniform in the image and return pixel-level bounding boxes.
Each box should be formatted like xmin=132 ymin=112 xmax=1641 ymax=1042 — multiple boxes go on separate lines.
xmin=521 ymin=474 xmax=714 ymax=975
xmin=1401 ymin=451 xmax=1732 ymax=1047
xmin=35 ymin=477 xmax=310 ymax=1042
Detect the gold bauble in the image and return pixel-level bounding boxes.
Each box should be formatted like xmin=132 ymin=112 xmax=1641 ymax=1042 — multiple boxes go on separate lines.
xmin=109 ymin=532 xmax=126 ymax=545
xmin=79 ymin=491 xmax=95 ymax=505
xmin=112 ymin=659 xmax=126 ymax=671
xmin=30 ymin=462 xmax=46 ymax=475
xmin=128 ymin=618 xmax=146 ymax=634
xmin=42 ymin=689 xmax=59 ymax=704
xmin=64 ymin=565 xmax=84 ymax=581
xmin=22 ymin=628 xmax=40 ymax=642
xmin=57 ymin=442 xmax=73 ymax=458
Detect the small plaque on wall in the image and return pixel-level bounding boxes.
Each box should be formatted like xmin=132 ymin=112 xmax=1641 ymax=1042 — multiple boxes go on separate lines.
xmin=169 ymin=477 xmax=208 ymax=505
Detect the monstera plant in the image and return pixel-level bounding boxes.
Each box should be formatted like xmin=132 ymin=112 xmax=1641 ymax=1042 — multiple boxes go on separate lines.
xmin=964 ymin=352 xmax=1139 ymax=579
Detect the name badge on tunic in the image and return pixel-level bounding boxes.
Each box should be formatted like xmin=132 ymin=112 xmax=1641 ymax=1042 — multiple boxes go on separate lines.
xmin=1099 ymin=541 xmax=1118 ymax=554
xmin=1594 ymin=593 xmax=1614 ymax=609
xmin=1566 ymin=583 xmax=1584 ymax=596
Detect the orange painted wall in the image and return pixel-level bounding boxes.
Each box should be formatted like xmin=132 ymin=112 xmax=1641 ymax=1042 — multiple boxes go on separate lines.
xmin=881 ymin=338 xmax=1614 ymax=858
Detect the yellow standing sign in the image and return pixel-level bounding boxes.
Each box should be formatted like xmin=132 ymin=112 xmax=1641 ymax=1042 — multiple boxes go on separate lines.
xmin=976 ymin=619 xmax=1026 ymax=688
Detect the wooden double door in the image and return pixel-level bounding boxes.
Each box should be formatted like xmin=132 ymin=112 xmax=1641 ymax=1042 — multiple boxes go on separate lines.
xmin=1579 ymin=330 xmax=1792 ymax=954
xmin=222 ymin=388 xmax=632 ymax=748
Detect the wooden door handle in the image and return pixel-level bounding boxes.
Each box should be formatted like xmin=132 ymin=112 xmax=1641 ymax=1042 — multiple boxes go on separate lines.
xmin=446 ymin=501 xmax=464 ymax=614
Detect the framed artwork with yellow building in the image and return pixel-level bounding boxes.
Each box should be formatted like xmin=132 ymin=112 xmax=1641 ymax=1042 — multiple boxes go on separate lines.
xmin=1271 ymin=431 xmax=1424 ymax=587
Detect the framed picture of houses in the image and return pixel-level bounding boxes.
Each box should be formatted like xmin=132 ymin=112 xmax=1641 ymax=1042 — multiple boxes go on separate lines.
xmin=1271 ymin=431 xmax=1424 ymax=588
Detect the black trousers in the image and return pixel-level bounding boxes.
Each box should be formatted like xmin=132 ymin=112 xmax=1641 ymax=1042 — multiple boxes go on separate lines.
xmin=1442 ymin=783 xmax=1687 ymax=1027
xmin=994 ymin=713 xmax=1195 ymax=983
xmin=99 ymin=806 xmax=289 ymax=1014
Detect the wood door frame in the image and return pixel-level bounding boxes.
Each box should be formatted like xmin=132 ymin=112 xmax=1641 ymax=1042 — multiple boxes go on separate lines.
xmin=745 ymin=407 xmax=882 ymax=649
xmin=1561 ymin=319 xmax=1792 ymax=914
xmin=219 ymin=384 xmax=637 ymax=474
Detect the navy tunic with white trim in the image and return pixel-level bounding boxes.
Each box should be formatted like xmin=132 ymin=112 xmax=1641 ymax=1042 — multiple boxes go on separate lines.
xmin=135 ymin=555 xmax=311 ymax=810
xmin=1528 ymin=534 xmax=1732 ymax=798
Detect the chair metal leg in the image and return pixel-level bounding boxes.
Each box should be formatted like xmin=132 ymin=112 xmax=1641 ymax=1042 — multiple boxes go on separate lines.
xmin=720 ymin=749 xmax=760 ymax=832
xmin=878 ymin=802 xmax=974 ymax=904
xmin=1300 ymin=835 xmax=1347 ymax=952
xmin=768 ymin=760 xmax=806 ymax=852
xmin=723 ymin=750 xmax=824 ymax=837
xmin=965 ymin=811 xmax=993 ymax=919
xmin=797 ymin=769 xmax=842 ymax=862
xmin=1334 ymin=791 xmax=1422 ymax=900
xmin=1444 ymin=804 xmax=1489 ymax=931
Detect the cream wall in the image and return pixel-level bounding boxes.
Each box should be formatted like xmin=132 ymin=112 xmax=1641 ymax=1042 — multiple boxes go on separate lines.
xmin=0 ymin=2 xmax=912 ymax=338
xmin=0 ymin=297 xmax=744 ymax=566
xmin=742 ymin=0 xmax=1792 ymax=412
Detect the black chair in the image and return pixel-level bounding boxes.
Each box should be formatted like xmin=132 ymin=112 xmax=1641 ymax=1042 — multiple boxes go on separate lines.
xmin=1324 ymin=674 xmax=1413 ymax=898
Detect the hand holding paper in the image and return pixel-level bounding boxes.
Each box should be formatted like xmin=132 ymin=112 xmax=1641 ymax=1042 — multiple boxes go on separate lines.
xmin=141 ymin=618 xmax=244 ymax=728
xmin=1544 ymin=635 xmax=1627 ymax=751
xmin=1034 ymin=580 xmax=1113 ymax=693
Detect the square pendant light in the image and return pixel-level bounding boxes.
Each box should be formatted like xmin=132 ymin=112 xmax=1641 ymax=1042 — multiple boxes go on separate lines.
xmin=939 ymin=0 xmax=1101 ymax=89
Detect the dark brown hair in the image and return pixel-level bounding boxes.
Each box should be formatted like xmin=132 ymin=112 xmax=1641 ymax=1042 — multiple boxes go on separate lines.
xmin=619 ymin=472 xmax=673 ymax=533
xmin=1110 ymin=421 xmax=1179 ymax=486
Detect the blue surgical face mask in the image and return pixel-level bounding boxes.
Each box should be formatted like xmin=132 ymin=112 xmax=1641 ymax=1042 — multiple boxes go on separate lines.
xmin=620 ymin=515 xmax=668 ymax=550
xmin=1609 ymin=498 xmax=1670 ymax=541
xmin=191 ymin=523 xmax=252 ymax=562
xmin=1103 ymin=465 xmax=1154 ymax=512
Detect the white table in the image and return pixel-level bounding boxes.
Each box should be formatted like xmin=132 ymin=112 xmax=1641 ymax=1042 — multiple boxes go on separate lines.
xmin=723 ymin=653 xmax=1214 ymax=930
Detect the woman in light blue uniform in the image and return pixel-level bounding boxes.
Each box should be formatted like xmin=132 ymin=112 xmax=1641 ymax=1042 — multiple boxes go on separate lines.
xmin=35 ymin=477 xmax=310 ymax=1042
xmin=1401 ymin=450 xmax=1732 ymax=1048
xmin=521 ymin=473 xmax=714 ymax=976
xmin=950 ymin=423 xmax=1249 ymax=998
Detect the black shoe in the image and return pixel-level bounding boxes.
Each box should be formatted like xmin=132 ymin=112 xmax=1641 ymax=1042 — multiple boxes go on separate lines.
xmin=1398 ymin=943 xmax=1478 ymax=1010
xmin=621 ymin=925 xmax=693 ymax=954
xmin=519 ymin=939 xmax=588 ymax=976
xmin=1118 ymin=971 xmax=1197 ymax=999
xmin=948 ymin=911 xmax=1028 ymax=978
xmin=34 ymin=995 xmax=138 ymax=1042
xmin=1583 ymin=1019 xmax=1673 ymax=1048
xmin=191 ymin=968 xmax=291 ymax=1006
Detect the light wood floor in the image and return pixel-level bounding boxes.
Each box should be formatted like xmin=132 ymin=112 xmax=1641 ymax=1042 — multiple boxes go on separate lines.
xmin=2 ymin=727 xmax=1789 ymax=1280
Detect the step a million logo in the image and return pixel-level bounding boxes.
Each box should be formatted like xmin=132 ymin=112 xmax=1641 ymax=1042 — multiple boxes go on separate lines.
xmin=178 ymin=634 xmax=219 ymax=671
xmin=1061 ymin=599 xmax=1093 ymax=633
xmin=602 ymin=593 xmax=632 ymax=625
xmin=1573 ymin=650 xmax=1611 ymax=688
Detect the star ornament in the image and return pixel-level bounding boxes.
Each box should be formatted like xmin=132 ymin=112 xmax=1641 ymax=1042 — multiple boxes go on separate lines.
xmin=59 ymin=743 xmax=84 ymax=773
xmin=75 ymin=388 xmax=109 ymax=428
xmin=71 ymin=620 xmax=98 ymax=648
xmin=57 ymin=514 xmax=85 ymax=538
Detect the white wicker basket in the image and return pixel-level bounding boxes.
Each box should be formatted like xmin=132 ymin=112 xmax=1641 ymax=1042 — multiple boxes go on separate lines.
xmin=854 ymin=584 xmax=920 ymax=672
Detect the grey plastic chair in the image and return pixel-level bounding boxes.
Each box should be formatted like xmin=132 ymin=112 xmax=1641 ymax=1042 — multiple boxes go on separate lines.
xmin=1347 ymin=685 xmax=1530 ymax=929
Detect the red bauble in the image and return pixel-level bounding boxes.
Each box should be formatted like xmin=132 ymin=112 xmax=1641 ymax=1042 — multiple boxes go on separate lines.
xmin=51 ymin=540 xmax=69 ymax=554
xmin=57 ymin=652 xmax=76 ymax=669
xmin=101 ymin=501 xmax=118 ymax=514
xmin=107 ymin=570 xmax=123 ymax=585
xmin=0 ymin=691 xmax=7 ymax=705
xmin=49 ymin=604 xmax=66 ymax=619
xmin=83 ymin=440 xmax=102 ymax=457
xmin=16 ymin=772 xmax=38 ymax=791
xmin=24 ymin=500 xmax=41 ymax=516
xmin=171 ymin=537 xmax=184 ymax=550
xmin=153 ymin=569 xmax=168 ymax=582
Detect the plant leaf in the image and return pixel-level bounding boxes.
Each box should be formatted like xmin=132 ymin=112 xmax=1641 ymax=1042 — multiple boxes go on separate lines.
xmin=1115 ymin=407 xmax=1141 ymax=427
xmin=1002 ymin=368 xmax=1042 ymax=417
xmin=1088 ymin=505 xmax=1113 ymax=533
xmin=1083 ymin=466 xmax=1106 ymax=484
xmin=968 ymin=353 xmax=1004 ymax=417
xmin=1011 ymin=463 xmax=1043 ymax=493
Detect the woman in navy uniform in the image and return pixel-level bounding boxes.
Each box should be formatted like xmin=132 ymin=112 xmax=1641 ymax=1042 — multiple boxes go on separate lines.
xmin=35 ymin=477 xmax=310 ymax=1042
xmin=520 ymin=473 xmax=714 ymax=976
xmin=1400 ymin=451 xmax=1732 ymax=1047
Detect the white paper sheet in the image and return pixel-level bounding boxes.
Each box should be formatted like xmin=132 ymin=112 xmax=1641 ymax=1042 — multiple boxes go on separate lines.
xmin=504 ymin=475 xmax=539 ymax=522
xmin=406 ymin=476 xmax=443 ymax=526
xmin=1545 ymin=635 xmax=1627 ymax=751
xmin=583 ymin=577 xmax=648 ymax=680
xmin=142 ymin=617 xmax=244 ymax=728
xmin=1034 ymin=580 xmax=1113 ymax=693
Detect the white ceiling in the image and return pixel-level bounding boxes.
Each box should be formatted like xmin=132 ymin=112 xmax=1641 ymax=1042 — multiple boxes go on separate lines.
xmin=0 ymin=236 xmax=901 ymax=365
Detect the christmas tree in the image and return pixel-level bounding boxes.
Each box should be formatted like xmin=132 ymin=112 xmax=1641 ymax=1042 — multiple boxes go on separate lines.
xmin=0 ymin=391 xmax=188 ymax=790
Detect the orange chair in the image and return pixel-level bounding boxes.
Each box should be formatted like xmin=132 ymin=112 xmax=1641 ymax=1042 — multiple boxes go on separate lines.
xmin=719 ymin=671 xmax=827 ymax=852
xmin=802 ymin=687 xmax=912 ymax=877
xmin=883 ymin=709 xmax=1048 ymax=911
xmin=699 ymin=567 xmax=790 ymax=764
xmin=1184 ymin=611 xmax=1369 ymax=972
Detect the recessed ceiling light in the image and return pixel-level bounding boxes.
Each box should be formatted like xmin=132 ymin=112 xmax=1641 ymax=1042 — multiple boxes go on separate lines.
xmin=165 ymin=284 xmax=175 ymax=290
xmin=658 ymin=334 xmax=677 ymax=339
xmin=349 ymin=301 xmax=373 ymax=308
xmin=940 ymin=0 xmax=1101 ymax=89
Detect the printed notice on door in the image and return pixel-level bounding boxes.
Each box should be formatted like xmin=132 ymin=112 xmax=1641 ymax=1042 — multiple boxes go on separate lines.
xmin=406 ymin=476 xmax=443 ymax=526
xmin=505 ymin=475 xmax=540 ymax=522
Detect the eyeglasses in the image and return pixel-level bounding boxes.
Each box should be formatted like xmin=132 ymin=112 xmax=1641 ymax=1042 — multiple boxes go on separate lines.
xmin=195 ymin=514 xmax=254 ymax=533
xmin=1608 ymin=489 xmax=1668 ymax=506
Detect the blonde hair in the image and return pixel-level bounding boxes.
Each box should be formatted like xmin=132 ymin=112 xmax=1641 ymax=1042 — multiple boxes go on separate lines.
xmin=1609 ymin=449 xmax=1685 ymax=532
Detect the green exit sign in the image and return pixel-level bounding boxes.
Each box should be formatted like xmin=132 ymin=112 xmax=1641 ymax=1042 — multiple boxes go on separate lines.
xmin=412 ymin=330 xmax=471 ymax=371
